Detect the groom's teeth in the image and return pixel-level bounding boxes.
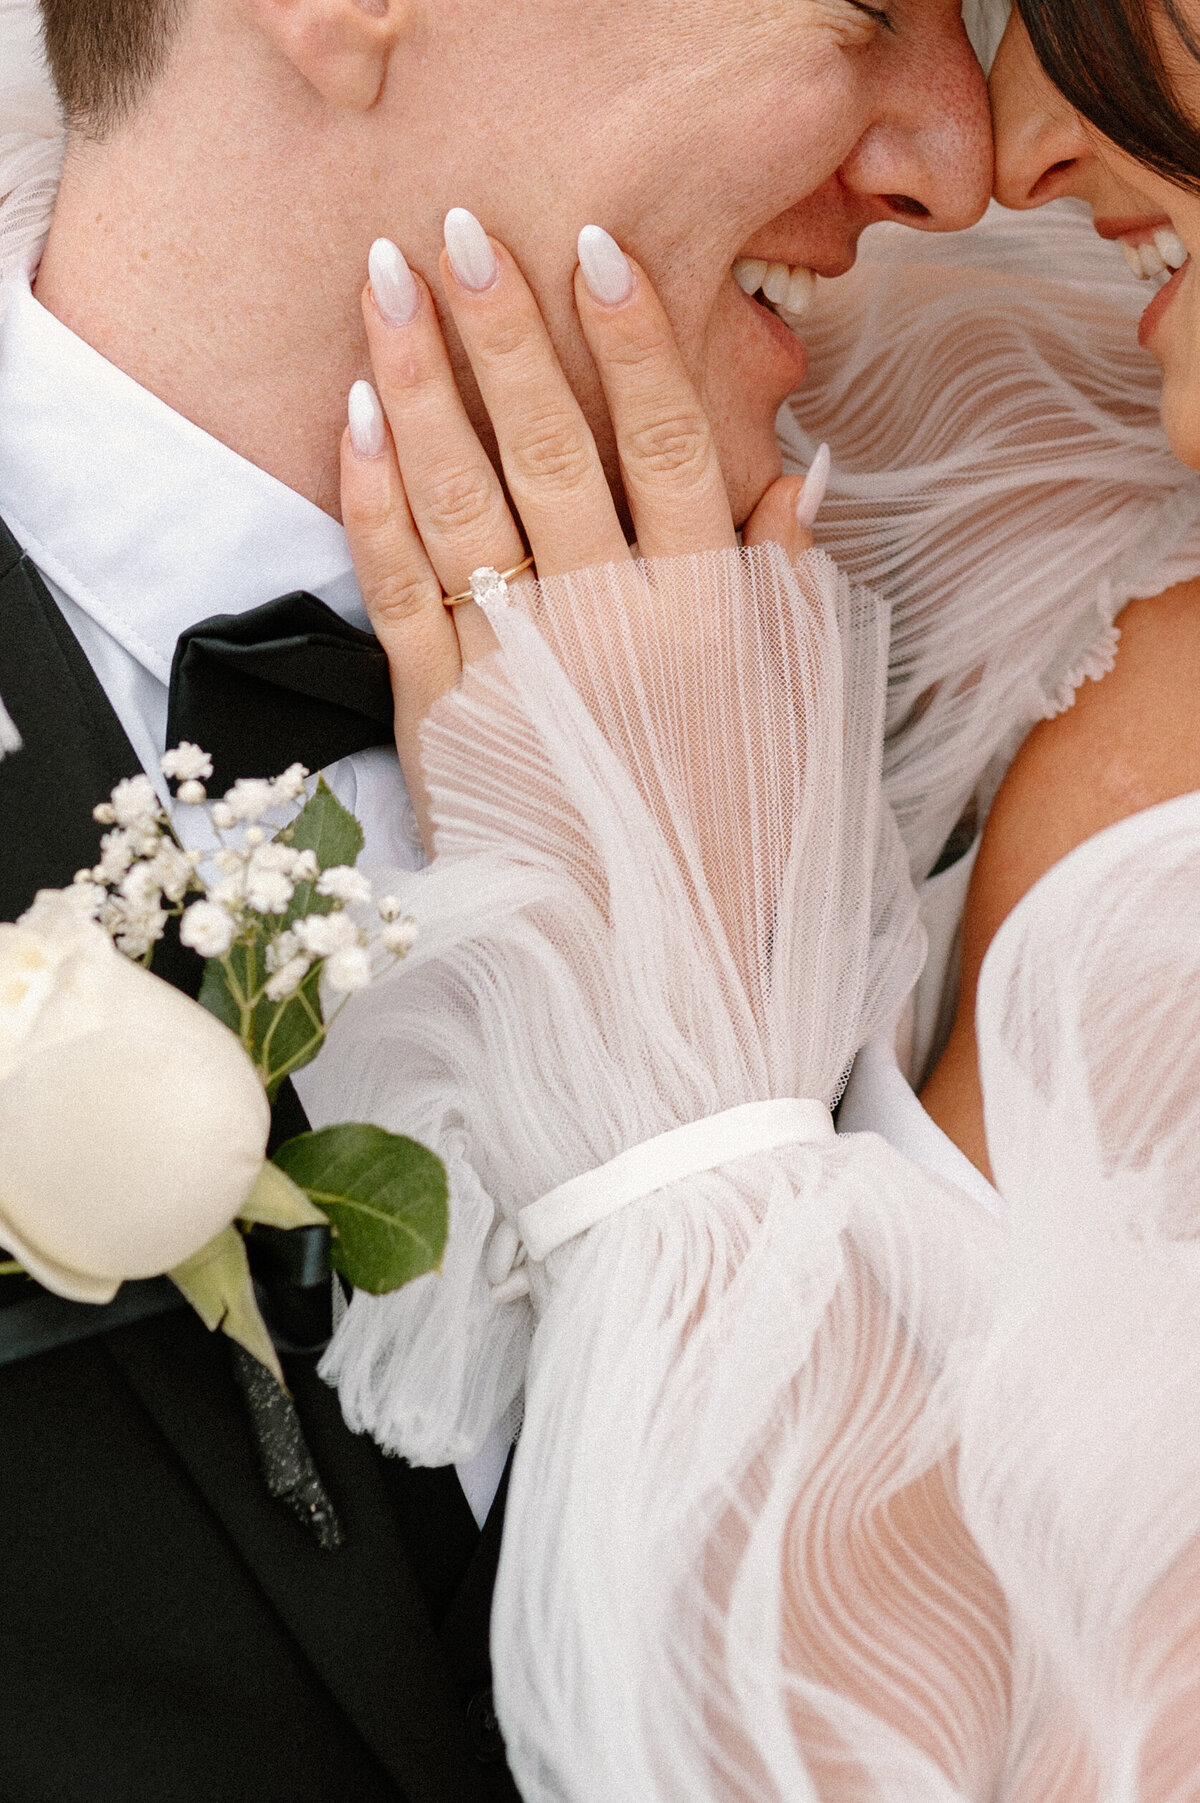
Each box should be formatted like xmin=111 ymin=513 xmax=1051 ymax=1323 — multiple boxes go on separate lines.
xmin=732 ymin=256 xmax=819 ymax=317
xmin=1154 ymin=226 xmax=1189 ymax=269
xmin=761 ymin=262 xmax=793 ymax=305
xmin=784 ymin=266 xmax=817 ymax=315
xmin=1122 ymin=240 xmax=1148 ymax=278
xmin=733 ymin=257 xmax=768 ymax=295
xmin=1139 ymin=240 xmax=1168 ymax=278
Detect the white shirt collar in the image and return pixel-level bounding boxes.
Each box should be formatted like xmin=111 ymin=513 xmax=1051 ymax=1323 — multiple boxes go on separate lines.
xmin=0 ymin=272 xmax=366 ymax=686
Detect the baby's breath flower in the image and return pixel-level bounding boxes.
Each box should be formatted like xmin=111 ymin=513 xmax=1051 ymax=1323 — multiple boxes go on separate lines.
xmin=221 ymin=778 xmax=275 ymax=825
xmin=175 ymin=779 xmax=207 ymax=806
xmin=245 ymin=867 xmax=294 ymax=916
xmin=211 ymin=876 xmax=247 ymax=908
xmin=115 ymin=909 xmax=167 ymax=960
xmin=95 ymin=829 xmax=137 ymax=885
xmin=291 ymin=850 xmax=320 ymax=883
xmin=244 ymin=826 xmax=266 ymax=848
xmin=265 ymin=929 xmax=301 ymax=973
xmin=119 ymin=862 xmax=165 ymax=910
xmin=293 ymin=912 xmax=358 ymax=959
xmin=316 ymin=866 xmax=372 ymax=906
xmin=150 ymin=841 xmax=196 ymax=905
xmin=110 ymin=774 xmax=161 ymax=829
xmin=376 ymin=895 xmax=402 ymax=923
xmin=160 ymin=743 xmax=213 ymax=783
xmin=180 ymin=898 xmax=238 ymax=959
xmin=92 ymin=801 xmax=117 ymax=826
xmin=264 ymin=954 xmax=311 ymax=1002
xmin=210 ymin=801 xmax=236 ymax=831
xmin=271 ymin=763 xmax=310 ymax=805
xmin=381 ymin=916 xmax=419 ymax=957
xmin=323 ymin=945 xmax=372 ymax=994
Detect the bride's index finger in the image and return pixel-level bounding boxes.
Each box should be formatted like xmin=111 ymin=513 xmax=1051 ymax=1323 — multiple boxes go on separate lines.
xmin=573 ymin=229 xmax=736 ymax=560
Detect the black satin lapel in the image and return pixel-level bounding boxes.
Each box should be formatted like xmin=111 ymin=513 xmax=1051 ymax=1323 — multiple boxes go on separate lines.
xmin=0 ymin=520 xmax=144 ymax=920
xmin=106 ymin=1312 xmax=488 ymax=1803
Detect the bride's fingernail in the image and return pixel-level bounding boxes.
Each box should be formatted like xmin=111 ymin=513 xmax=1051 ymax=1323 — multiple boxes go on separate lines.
xmin=444 ymin=208 xmax=499 ymax=292
xmin=348 ymin=380 xmax=387 ymax=458
xmin=795 ymin=442 xmax=830 ymax=528
xmin=577 ymin=225 xmax=634 ymax=305
xmin=369 ymin=237 xmax=419 ymax=325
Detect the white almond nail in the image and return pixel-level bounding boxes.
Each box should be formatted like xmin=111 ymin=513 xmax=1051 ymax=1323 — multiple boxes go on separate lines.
xmin=1154 ymin=226 xmax=1188 ymax=270
xmin=577 ymin=225 xmax=634 ymax=305
xmin=348 ymin=380 xmax=386 ymax=458
xmin=795 ymin=443 xmax=831 ymax=529
xmin=368 ymin=238 xmax=419 ymax=325
xmin=733 ymin=258 xmax=767 ymax=295
xmin=444 ymin=208 xmax=499 ymax=292
xmin=785 ymin=266 xmax=817 ymax=315
xmin=761 ymin=262 xmax=791 ymax=305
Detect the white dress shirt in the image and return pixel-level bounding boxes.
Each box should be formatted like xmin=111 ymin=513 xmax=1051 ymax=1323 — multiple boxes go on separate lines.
xmin=0 ymin=269 xmax=509 ymax=1525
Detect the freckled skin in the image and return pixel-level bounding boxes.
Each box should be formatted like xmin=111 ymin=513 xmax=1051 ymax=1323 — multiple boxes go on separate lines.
xmin=36 ymin=0 xmax=990 ymax=521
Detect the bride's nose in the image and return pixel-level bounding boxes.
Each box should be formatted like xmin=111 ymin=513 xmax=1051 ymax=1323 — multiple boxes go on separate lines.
xmin=990 ymin=12 xmax=1093 ymax=207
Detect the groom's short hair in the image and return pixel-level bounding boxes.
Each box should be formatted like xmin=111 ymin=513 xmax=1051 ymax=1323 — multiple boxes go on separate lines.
xmin=39 ymin=0 xmax=183 ymax=134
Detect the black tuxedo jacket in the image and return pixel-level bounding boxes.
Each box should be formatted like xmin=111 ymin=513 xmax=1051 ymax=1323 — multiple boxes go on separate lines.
xmin=0 ymin=521 xmax=520 ymax=1803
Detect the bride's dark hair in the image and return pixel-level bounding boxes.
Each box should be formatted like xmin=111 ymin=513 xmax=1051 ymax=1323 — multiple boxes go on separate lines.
xmin=1017 ymin=0 xmax=1200 ymax=192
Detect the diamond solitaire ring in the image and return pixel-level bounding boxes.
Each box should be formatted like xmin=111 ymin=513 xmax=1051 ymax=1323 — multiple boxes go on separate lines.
xmin=444 ymin=555 xmax=535 ymax=608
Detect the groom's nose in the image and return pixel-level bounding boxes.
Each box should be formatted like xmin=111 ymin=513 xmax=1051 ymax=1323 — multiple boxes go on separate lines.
xmin=841 ymin=38 xmax=994 ymax=232
xmin=990 ymin=13 xmax=1092 ymax=208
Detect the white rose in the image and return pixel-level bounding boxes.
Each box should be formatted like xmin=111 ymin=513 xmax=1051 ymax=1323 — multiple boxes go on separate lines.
xmin=0 ymin=890 xmax=270 ymax=1303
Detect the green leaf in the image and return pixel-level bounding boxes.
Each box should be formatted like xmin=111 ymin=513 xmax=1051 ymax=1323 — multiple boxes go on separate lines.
xmin=169 ymin=1224 xmax=285 ymax=1387
xmin=280 ymin=776 xmax=365 ymax=927
xmin=199 ymin=943 xmax=326 ymax=1103
xmin=273 ymin=1125 xmax=448 ymax=1295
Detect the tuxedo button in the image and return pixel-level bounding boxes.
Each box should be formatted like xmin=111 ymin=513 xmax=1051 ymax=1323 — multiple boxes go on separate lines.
xmin=465 ymin=1684 xmax=505 ymax=1764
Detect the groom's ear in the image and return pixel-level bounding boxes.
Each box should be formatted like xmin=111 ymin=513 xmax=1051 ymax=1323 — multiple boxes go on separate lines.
xmin=242 ymin=0 xmax=410 ymax=110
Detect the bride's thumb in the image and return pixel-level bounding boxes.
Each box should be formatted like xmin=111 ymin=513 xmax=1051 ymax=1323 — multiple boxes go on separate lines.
xmin=742 ymin=444 xmax=830 ymax=560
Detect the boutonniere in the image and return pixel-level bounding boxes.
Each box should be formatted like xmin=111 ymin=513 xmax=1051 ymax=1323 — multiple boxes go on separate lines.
xmin=0 ymin=742 xmax=446 ymax=1538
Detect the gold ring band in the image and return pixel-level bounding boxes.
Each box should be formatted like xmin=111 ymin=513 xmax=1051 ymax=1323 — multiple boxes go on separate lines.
xmin=445 ymin=556 xmax=535 ymax=608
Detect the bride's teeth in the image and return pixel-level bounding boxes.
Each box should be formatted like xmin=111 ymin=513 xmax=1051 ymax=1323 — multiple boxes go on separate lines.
xmin=1154 ymin=226 xmax=1188 ymax=269
xmin=733 ymin=257 xmax=767 ymax=295
xmin=761 ymin=262 xmax=792 ymax=306
xmin=1122 ymin=240 xmax=1148 ymax=278
xmin=1139 ymin=240 xmax=1167 ymax=278
xmin=784 ymin=266 xmax=817 ymax=315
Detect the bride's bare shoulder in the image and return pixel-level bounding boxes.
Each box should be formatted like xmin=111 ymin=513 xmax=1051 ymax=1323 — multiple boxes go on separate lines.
xmin=921 ymin=575 xmax=1200 ymax=1175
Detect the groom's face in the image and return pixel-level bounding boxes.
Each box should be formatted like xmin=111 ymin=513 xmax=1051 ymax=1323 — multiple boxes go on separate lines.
xmin=384 ymin=0 xmax=993 ymax=521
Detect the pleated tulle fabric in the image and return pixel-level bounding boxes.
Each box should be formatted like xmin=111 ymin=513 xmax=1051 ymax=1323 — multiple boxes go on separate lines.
xmin=320 ymin=546 xmax=925 ymax=1473
xmin=780 ymin=198 xmax=1200 ymax=880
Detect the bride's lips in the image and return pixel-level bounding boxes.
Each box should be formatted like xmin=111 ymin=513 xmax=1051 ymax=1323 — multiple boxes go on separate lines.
xmin=1139 ymin=256 xmax=1191 ymax=348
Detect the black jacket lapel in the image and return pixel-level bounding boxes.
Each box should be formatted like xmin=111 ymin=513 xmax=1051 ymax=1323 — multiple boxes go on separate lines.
xmin=0 ymin=518 xmax=144 ymax=920
xmin=107 ymin=1312 xmax=489 ymax=1802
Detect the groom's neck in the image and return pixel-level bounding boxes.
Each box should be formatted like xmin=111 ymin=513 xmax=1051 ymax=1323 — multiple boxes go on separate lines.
xmin=34 ymin=73 xmax=383 ymax=520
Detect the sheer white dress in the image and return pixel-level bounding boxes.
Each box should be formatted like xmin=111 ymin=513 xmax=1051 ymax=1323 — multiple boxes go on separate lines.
xmin=5 ymin=7 xmax=1200 ymax=1795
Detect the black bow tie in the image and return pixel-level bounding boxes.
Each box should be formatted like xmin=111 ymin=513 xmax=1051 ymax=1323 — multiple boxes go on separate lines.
xmin=167 ymin=591 xmax=395 ymax=793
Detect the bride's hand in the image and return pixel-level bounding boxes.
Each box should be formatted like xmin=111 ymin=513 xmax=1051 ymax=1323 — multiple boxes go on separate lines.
xmin=339 ymin=211 xmax=828 ymax=846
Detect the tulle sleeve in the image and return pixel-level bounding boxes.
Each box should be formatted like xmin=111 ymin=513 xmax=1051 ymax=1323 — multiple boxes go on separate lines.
xmin=781 ymin=200 xmax=1200 ymax=879
xmin=314 ymin=543 xmax=1033 ymax=1799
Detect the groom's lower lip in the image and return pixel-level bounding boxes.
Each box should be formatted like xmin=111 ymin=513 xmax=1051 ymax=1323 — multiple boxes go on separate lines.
xmin=736 ymin=287 xmax=810 ymax=386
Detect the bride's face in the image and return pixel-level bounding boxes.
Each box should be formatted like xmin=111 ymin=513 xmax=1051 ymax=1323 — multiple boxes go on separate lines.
xmin=991 ymin=11 xmax=1200 ymax=469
